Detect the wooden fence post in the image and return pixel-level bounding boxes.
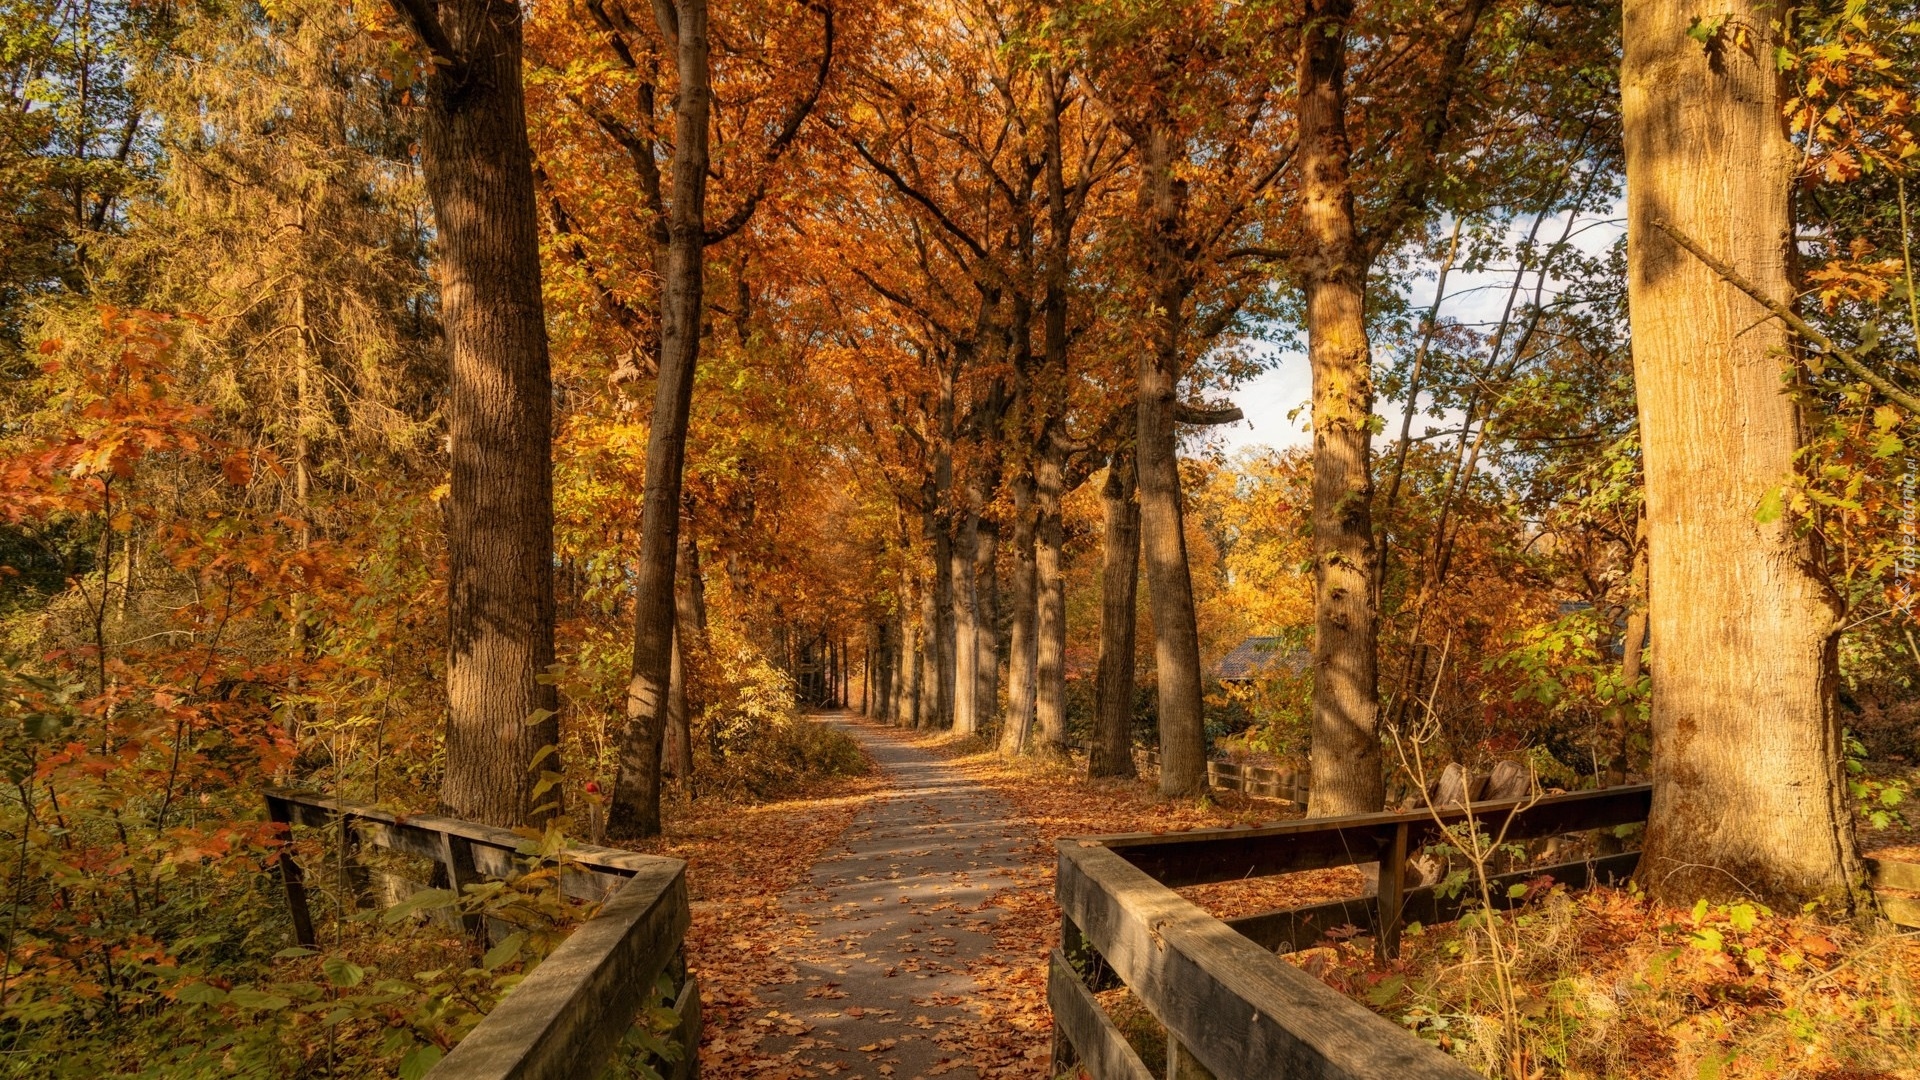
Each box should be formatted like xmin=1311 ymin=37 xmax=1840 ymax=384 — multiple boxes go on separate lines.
xmin=1377 ymin=821 xmax=1409 ymax=960
xmin=437 ymin=831 xmax=485 ymax=941
xmin=265 ymin=794 xmax=316 ymax=948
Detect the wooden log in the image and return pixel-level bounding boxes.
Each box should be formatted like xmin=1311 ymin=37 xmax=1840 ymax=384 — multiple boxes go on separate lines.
xmin=264 ymin=789 xmax=661 ymax=877
xmin=1168 ymin=1039 xmax=1217 ymax=1079
xmin=1228 ymin=851 xmax=1643 ymax=953
xmin=1047 ymin=948 xmax=1155 ymax=1080
xmin=1096 ymin=784 xmax=1653 ymax=888
xmin=1057 ymin=841 xmax=1480 ymax=1079
xmin=438 ymin=832 xmax=485 ymax=940
xmin=425 ymin=859 xmax=690 ymax=1080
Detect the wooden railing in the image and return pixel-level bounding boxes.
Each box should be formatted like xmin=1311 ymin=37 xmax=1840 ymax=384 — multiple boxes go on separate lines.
xmin=264 ymin=790 xmax=700 ymax=1080
xmin=1052 ymin=779 xmax=1920 ymax=1078
xmin=1049 ymin=784 xmax=1654 ymax=1079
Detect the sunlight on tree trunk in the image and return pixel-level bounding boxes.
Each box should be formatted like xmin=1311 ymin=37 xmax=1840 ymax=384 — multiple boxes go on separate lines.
xmin=1622 ymin=0 xmax=1862 ymax=908
xmin=609 ymin=0 xmax=710 ymax=840
xmin=1298 ymin=0 xmax=1384 ymax=817
xmin=1090 ymin=448 xmax=1142 ymax=780
xmin=414 ymin=0 xmax=559 ymax=829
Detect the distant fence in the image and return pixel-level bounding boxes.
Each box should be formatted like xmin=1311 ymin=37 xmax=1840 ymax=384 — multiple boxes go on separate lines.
xmin=265 ymin=790 xmax=699 ymax=1080
xmin=1063 ymin=742 xmax=1310 ymax=804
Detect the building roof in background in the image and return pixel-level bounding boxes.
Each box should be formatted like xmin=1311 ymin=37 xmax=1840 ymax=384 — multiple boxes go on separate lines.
xmin=1216 ymin=637 xmax=1310 ymax=682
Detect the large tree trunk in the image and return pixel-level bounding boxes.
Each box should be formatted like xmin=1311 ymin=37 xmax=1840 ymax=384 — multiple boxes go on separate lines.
xmin=1298 ymin=0 xmax=1384 ymax=818
xmin=925 ymin=535 xmax=953 ymax=728
xmin=1002 ymin=470 xmax=1038 ymax=753
xmin=663 ymin=531 xmax=703 ymax=784
xmin=872 ymin=621 xmax=893 ymax=721
xmin=417 ymin=0 xmax=559 ymax=828
xmin=973 ymin=513 xmax=1000 ymax=736
xmin=1622 ymin=0 xmax=1860 ymax=908
xmin=1090 ymin=449 xmax=1141 ymax=780
xmin=950 ymin=508 xmax=980 ymax=734
xmin=608 ymin=0 xmax=710 ymax=839
xmin=1034 ymin=439 xmax=1070 ymax=757
xmin=1136 ymin=120 xmax=1207 ymax=798
xmin=902 ymin=606 xmax=924 ymax=727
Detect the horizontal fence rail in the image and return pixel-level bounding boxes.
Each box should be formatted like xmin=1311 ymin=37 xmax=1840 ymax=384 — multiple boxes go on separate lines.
xmin=1051 ymin=779 xmax=1920 ymax=1078
xmin=1051 ymin=784 xmax=1654 ymax=1079
xmin=264 ymin=790 xmax=699 ymax=1080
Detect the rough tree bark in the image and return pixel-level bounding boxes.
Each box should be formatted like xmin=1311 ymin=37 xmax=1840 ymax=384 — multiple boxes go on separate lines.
xmin=902 ymin=604 xmax=925 ymax=727
xmin=1297 ymin=0 xmax=1384 ymax=817
xmin=608 ymin=0 xmax=710 ymax=839
xmin=1136 ymin=119 xmax=1207 ymax=798
xmin=1089 ymin=447 xmax=1141 ymax=780
xmin=1001 ymin=471 xmax=1038 ymax=753
xmin=973 ymin=506 xmax=1000 ymax=735
xmin=1034 ymin=439 xmax=1070 ymax=757
xmin=1622 ymin=0 xmax=1862 ymax=907
xmin=950 ymin=509 xmax=978 ymax=734
xmin=663 ymin=532 xmax=704 ymax=783
xmin=389 ymin=0 xmax=558 ymax=827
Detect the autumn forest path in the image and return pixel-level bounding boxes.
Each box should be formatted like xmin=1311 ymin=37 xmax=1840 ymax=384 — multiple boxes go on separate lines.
xmin=738 ymin=712 xmax=1037 ymax=1079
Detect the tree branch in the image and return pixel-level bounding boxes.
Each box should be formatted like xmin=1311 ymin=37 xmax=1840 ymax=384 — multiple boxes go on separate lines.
xmin=384 ymin=0 xmax=464 ymax=78
xmin=1652 ymin=217 xmax=1920 ymax=415
xmin=1356 ymin=0 xmax=1491 ymax=264
xmin=1173 ymin=402 xmax=1245 ymax=425
xmin=706 ymin=2 xmax=835 ymax=245
xmin=844 ymin=133 xmax=989 ymax=261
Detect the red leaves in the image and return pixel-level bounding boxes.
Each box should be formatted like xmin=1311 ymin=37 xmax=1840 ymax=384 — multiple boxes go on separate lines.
xmin=220 ymin=452 xmax=254 ymax=488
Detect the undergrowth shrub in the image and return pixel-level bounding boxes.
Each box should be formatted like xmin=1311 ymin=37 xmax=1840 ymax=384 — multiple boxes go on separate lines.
xmin=1303 ymin=883 xmax=1919 ymax=1080
xmin=686 ymin=621 xmax=869 ymax=799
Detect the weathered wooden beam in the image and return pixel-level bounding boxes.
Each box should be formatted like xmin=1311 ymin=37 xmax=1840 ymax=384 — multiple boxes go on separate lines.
xmin=1867 ymin=857 xmax=1920 ymax=893
xmin=1099 ymin=785 xmax=1653 ymax=887
xmin=1047 ymin=948 xmax=1156 ymax=1080
xmin=264 ymin=789 xmax=643 ymax=903
xmin=1376 ymin=822 xmax=1409 ymax=960
xmin=1227 ymin=851 xmax=1643 ymax=953
xmin=425 ymin=859 xmax=691 ymax=1080
xmin=1058 ymin=841 xmax=1479 ymax=1079
xmin=264 ymin=794 xmax=316 ymax=948
xmin=263 ymin=789 xmax=659 ymax=876
xmin=667 ymin=972 xmax=703 ymax=1080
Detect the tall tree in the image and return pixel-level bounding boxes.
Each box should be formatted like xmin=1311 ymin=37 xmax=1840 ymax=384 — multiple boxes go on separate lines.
xmin=1622 ymin=0 xmax=1863 ymax=906
xmin=1288 ymin=0 xmax=1488 ymax=815
xmin=1088 ymin=445 xmax=1141 ymax=778
xmin=385 ymin=0 xmax=559 ymax=826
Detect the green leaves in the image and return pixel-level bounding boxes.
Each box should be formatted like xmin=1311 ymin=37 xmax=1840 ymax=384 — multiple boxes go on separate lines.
xmin=323 ymin=956 xmax=367 ymax=988
xmin=482 ymin=932 xmax=527 ymax=972
xmin=399 ymin=1044 xmax=444 ymax=1080
xmin=226 ymin=987 xmax=292 ymax=1010
xmin=382 ymin=888 xmax=457 ymax=924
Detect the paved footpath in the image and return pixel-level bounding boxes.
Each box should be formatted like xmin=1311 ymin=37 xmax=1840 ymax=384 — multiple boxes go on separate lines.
xmin=745 ymin=714 xmax=1033 ymax=1079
